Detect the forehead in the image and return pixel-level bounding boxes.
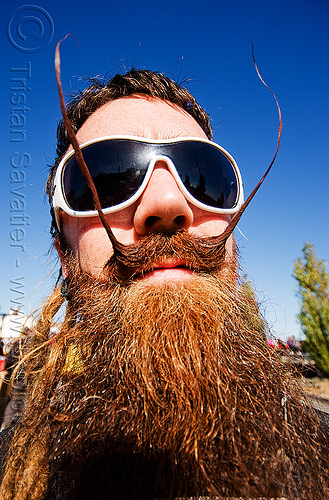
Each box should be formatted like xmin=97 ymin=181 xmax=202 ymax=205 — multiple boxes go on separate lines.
xmin=75 ymin=95 xmax=208 ymax=144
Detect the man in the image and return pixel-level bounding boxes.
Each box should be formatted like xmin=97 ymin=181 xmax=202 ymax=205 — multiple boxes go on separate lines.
xmin=0 ymin=69 xmax=328 ymax=500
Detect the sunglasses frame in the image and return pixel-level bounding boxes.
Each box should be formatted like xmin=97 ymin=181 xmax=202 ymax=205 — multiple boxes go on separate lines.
xmin=53 ymin=135 xmax=244 ymax=230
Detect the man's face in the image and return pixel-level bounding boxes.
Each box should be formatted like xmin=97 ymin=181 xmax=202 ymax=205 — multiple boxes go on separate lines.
xmin=58 ymin=96 xmax=232 ymax=280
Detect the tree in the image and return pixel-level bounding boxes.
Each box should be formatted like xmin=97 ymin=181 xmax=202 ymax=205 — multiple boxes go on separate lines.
xmin=293 ymin=242 xmax=329 ymax=376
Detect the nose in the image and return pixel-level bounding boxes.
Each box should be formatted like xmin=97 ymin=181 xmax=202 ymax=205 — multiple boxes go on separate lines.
xmin=133 ymin=160 xmax=194 ymax=235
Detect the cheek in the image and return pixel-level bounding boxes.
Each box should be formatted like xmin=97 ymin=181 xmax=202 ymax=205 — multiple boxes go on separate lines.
xmin=61 ymin=215 xmax=114 ymax=276
xmin=78 ymin=229 xmax=113 ymax=272
xmin=63 ymin=217 xmax=136 ymax=277
xmin=189 ymin=211 xmax=230 ymax=237
xmin=189 ymin=212 xmax=234 ymax=257
xmin=62 ymin=227 xmax=113 ymax=277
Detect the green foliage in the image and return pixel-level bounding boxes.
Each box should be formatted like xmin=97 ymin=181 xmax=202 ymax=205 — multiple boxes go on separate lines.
xmin=293 ymin=242 xmax=329 ymax=375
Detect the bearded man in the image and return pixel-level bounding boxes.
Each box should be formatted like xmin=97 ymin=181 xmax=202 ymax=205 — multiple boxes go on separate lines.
xmin=0 ymin=69 xmax=328 ymax=500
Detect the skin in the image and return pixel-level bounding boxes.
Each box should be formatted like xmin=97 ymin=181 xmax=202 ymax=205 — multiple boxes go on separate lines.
xmin=56 ymin=95 xmax=233 ymax=283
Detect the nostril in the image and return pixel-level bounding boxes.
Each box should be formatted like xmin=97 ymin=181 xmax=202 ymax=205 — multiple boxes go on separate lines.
xmin=174 ymin=215 xmax=186 ymax=227
xmin=145 ymin=215 xmax=187 ymax=229
xmin=145 ymin=216 xmax=161 ymax=228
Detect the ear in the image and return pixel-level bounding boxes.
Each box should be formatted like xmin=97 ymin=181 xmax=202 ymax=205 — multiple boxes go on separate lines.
xmin=54 ymin=236 xmax=69 ymax=278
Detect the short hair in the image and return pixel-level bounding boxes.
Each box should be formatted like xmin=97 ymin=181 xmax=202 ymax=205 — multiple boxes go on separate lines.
xmin=47 ymin=68 xmax=213 ymax=238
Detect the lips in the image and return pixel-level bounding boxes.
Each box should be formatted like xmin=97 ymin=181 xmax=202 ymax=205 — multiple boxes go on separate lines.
xmin=147 ymin=258 xmax=192 ymax=272
xmin=139 ymin=258 xmax=195 ymax=282
xmin=155 ymin=258 xmax=189 ymax=270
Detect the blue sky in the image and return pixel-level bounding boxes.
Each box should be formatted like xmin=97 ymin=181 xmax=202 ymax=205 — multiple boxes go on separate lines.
xmin=1 ymin=0 xmax=328 ymax=340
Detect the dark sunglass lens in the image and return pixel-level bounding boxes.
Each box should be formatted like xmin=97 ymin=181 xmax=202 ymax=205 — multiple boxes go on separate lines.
xmin=168 ymin=142 xmax=238 ymax=209
xmin=62 ymin=140 xmax=148 ymax=211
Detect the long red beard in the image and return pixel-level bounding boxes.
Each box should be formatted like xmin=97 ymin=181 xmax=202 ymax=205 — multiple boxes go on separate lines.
xmin=42 ymin=250 xmax=328 ymax=499
xmin=4 ymin=233 xmax=328 ymax=500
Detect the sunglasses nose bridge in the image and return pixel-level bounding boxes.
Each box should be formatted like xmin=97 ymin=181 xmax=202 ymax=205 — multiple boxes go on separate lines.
xmin=147 ymin=154 xmax=181 ymax=186
xmin=143 ymin=153 xmax=190 ymax=205
xmin=149 ymin=153 xmax=173 ymax=168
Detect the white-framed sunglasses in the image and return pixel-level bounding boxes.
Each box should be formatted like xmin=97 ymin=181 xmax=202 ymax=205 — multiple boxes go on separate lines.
xmin=52 ymin=135 xmax=244 ymax=229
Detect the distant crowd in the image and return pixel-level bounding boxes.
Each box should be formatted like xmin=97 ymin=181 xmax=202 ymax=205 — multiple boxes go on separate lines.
xmin=267 ymin=335 xmax=302 ymax=354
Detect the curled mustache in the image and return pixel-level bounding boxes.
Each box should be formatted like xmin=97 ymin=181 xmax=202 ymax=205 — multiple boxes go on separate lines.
xmin=103 ymin=230 xmax=230 ymax=283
